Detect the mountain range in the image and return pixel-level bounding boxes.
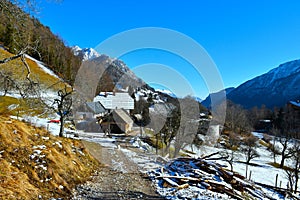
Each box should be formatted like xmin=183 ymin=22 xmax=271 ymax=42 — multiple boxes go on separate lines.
xmin=72 ymin=46 xmax=148 ymax=95
xmin=73 ymin=46 xmax=300 ymax=109
xmin=203 ymin=59 xmax=300 ymax=109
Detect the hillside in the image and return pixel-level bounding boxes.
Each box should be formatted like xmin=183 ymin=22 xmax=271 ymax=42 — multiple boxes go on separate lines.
xmin=0 ymin=0 xmax=82 ymax=83
xmin=73 ymin=48 xmax=147 ymax=95
xmin=0 ymin=46 xmax=101 ymax=199
xmin=227 ymin=59 xmax=300 ymax=109
xmin=0 ymin=48 xmax=66 ymax=92
xmin=201 ymin=87 xmax=235 ymax=108
xmin=0 ymin=116 xmax=98 ymax=199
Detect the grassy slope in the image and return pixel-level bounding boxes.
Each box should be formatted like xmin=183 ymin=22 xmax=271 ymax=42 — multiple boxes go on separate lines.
xmin=0 ymin=116 xmax=99 ymax=199
xmin=0 ymin=48 xmax=66 ymax=91
xmin=0 ymin=49 xmax=100 ymax=199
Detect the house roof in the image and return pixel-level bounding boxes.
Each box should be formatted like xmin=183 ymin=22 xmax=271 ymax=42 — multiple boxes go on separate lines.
xmin=94 ymin=92 xmax=134 ymax=110
xmin=112 ymin=109 xmax=133 ymax=124
xmin=86 ymin=102 xmax=106 ymax=114
xmin=290 ymin=101 xmax=300 ymax=108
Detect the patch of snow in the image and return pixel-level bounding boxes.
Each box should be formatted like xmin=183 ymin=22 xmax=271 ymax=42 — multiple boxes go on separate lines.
xmin=71 ymin=46 xmax=101 ymax=61
xmin=33 ymin=145 xmax=46 ymax=150
xmin=25 ymin=54 xmax=62 ymax=80
xmin=53 ymin=141 xmax=63 ymax=149
xmin=155 ymin=89 xmax=177 ymax=98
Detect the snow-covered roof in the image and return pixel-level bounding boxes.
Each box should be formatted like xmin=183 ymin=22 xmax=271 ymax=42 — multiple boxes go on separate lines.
xmin=94 ymin=92 xmax=134 ymax=110
xmin=289 ymin=100 xmax=300 ymax=108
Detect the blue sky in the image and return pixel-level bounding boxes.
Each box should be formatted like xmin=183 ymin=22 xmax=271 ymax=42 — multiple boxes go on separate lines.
xmin=38 ymin=0 xmax=300 ymax=99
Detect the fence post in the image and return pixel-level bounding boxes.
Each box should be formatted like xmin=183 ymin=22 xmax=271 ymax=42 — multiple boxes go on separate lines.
xmin=275 ymin=174 xmax=278 ymax=188
xmin=280 ymin=181 xmax=282 ymax=188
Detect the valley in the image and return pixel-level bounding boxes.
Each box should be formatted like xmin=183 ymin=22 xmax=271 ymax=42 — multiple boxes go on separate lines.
xmin=0 ymin=1 xmax=300 ymax=199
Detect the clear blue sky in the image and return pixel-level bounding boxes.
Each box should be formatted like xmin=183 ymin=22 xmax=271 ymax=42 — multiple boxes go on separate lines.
xmin=38 ymin=0 xmax=300 ymax=99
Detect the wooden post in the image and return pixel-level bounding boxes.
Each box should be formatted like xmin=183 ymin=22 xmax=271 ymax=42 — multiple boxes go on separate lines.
xmin=249 ymin=171 xmax=252 ymax=181
xmin=280 ymin=181 xmax=282 ymax=188
xmin=275 ymin=174 xmax=278 ymax=188
xmin=245 ymin=164 xmax=248 ymax=179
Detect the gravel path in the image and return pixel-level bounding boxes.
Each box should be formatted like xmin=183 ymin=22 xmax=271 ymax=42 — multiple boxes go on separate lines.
xmin=72 ymin=140 xmax=164 ymax=200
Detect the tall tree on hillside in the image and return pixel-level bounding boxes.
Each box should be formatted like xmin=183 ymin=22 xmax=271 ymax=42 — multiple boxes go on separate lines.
xmin=173 ymin=96 xmax=199 ymax=157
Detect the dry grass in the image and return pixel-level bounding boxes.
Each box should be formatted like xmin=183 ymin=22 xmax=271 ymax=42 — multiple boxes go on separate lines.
xmin=0 ymin=116 xmax=99 ymax=199
xmin=259 ymin=139 xmax=270 ymax=148
xmin=267 ymin=162 xmax=294 ymax=171
xmin=0 ymin=48 xmax=67 ymax=91
xmin=0 ymin=96 xmax=47 ymax=117
xmin=0 ymin=48 xmax=71 ymax=117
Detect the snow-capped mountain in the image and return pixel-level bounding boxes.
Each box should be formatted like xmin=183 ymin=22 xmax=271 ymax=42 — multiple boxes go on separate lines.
xmin=155 ymin=89 xmax=177 ymax=98
xmin=227 ymin=59 xmax=300 ymax=108
xmin=72 ymin=46 xmax=100 ymax=61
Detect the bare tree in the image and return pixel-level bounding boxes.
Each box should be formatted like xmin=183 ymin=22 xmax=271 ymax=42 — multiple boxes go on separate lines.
xmin=215 ymin=100 xmax=252 ymax=135
xmin=0 ymin=71 xmax=14 ymax=96
xmin=285 ymin=142 xmax=300 ymax=193
xmin=242 ymin=134 xmax=259 ymax=165
xmin=267 ymin=128 xmax=281 ymax=164
xmin=278 ymin=136 xmax=294 ymax=168
xmin=53 ymin=86 xmax=73 ymax=137
xmin=241 ymin=134 xmax=259 ymax=179
xmin=222 ymin=132 xmax=240 ymax=172
xmin=0 ymin=0 xmax=41 ymax=98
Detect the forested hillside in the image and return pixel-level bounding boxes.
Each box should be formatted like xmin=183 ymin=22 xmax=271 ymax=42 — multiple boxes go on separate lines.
xmin=0 ymin=0 xmax=81 ymax=83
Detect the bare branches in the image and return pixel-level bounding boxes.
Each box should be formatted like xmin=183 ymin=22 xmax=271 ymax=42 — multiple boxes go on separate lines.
xmin=53 ymin=86 xmax=73 ymax=137
xmin=0 ymin=53 xmax=22 ymax=64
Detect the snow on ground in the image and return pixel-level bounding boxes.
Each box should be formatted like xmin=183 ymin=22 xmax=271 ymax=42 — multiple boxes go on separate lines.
xmin=76 ymin=132 xmax=116 ymax=148
xmin=25 ymin=55 xmax=62 ymax=80
xmin=183 ymin=137 xmax=291 ymax=190
xmin=10 ymin=115 xmax=72 ymax=137
xmin=9 ymin=112 xmax=299 ymax=199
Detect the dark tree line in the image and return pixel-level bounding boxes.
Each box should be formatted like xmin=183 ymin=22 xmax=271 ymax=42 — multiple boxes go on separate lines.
xmin=0 ymin=0 xmax=82 ymax=84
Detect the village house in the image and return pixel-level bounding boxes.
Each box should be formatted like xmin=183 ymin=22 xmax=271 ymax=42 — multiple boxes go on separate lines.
xmin=93 ymin=92 xmax=135 ymax=134
xmin=288 ymin=100 xmax=300 ymax=131
xmin=101 ymin=109 xmax=134 ymax=134
xmin=93 ymin=92 xmax=134 ymax=113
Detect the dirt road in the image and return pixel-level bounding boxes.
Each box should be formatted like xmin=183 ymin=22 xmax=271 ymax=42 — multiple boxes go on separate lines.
xmin=72 ymin=140 xmax=163 ymax=199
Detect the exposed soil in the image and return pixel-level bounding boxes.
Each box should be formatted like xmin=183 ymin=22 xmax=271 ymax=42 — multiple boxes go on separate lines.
xmin=72 ymin=141 xmax=164 ymax=200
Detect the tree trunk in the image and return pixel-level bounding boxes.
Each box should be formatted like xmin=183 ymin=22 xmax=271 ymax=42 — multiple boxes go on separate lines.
xmin=294 ymin=158 xmax=299 ymax=193
xmin=280 ymin=156 xmax=285 ymax=168
xmin=294 ymin=173 xmax=298 ymax=193
xmin=245 ymin=164 xmax=248 ymax=179
xmin=156 ymin=133 xmax=158 ymax=155
xmin=59 ymin=116 xmax=64 ymax=137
